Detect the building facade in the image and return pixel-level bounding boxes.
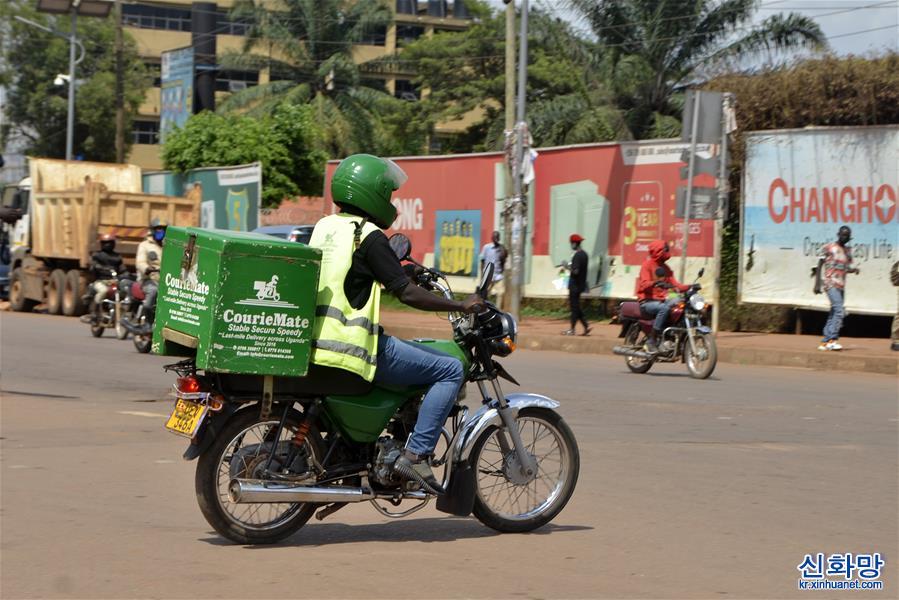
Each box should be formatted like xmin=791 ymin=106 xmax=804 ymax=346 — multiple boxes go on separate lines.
xmin=125 ymin=0 xmax=474 ymax=170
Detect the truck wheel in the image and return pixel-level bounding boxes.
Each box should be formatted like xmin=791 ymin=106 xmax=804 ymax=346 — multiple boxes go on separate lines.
xmin=62 ymin=270 xmax=87 ymax=316
xmin=9 ymin=268 xmax=38 ymax=312
xmin=46 ymin=269 xmax=66 ymax=315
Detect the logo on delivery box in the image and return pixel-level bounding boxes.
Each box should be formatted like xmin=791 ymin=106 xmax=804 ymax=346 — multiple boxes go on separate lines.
xmin=235 ymin=275 xmax=299 ymax=309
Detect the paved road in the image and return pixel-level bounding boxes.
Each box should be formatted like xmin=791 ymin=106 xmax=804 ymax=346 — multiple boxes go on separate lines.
xmin=2 ymin=311 xmax=896 ymax=599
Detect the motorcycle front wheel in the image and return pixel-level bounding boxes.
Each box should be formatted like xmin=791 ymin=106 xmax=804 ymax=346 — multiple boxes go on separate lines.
xmin=470 ymin=407 xmax=579 ymax=533
xmin=195 ymin=407 xmax=324 ymax=545
xmin=685 ymin=332 xmax=717 ymax=379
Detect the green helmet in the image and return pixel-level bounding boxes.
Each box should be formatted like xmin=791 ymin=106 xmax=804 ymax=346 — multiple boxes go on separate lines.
xmin=331 ymin=154 xmax=407 ymax=229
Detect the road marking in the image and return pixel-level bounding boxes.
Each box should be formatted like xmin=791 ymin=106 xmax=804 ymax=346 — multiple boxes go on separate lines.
xmin=717 ymin=416 xmax=733 ymax=420
xmin=117 ymin=411 xmax=168 ymax=418
xmin=9 ymin=465 xmax=31 ymax=469
xmin=802 ymin=417 xmax=817 ymax=420
xmin=154 ymin=459 xmax=175 ymax=464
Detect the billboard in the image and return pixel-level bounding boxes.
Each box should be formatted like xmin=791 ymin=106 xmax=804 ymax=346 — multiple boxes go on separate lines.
xmin=434 ymin=210 xmax=481 ymax=276
xmin=160 ymin=47 xmax=194 ymax=143
xmin=324 ymin=140 xmax=718 ymax=298
xmin=740 ymin=126 xmax=898 ymax=315
xmin=142 ymin=163 xmax=261 ymax=231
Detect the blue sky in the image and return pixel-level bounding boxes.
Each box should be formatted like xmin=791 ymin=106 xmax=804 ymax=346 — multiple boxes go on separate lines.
xmin=492 ymin=0 xmax=898 ymax=57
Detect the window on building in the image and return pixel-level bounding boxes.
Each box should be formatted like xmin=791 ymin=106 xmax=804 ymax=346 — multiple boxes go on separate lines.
xmin=360 ymin=25 xmax=387 ymax=46
xmin=122 ymin=4 xmax=191 ymax=32
xmin=215 ymin=70 xmax=259 ymax=93
xmin=396 ymin=24 xmax=425 ymax=46
xmin=133 ymin=121 xmax=160 ymax=145
xmin=145 ymin=62 xmax=161 ymax=87
xmin=394 ymin=79 xmax=420 ymax=102
xmin=217 ymin=10 xmax=251 ymax=36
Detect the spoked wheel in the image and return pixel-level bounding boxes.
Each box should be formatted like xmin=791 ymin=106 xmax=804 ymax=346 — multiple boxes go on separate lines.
xmin=685 ymin=332 xmax=717 ymax=379
xmin=623 ymin=322 xmax=653 ymax=374
xmin=471 ymin=408 xmax=579 ymax=533
xmin=195 ymin=408 xmax=323 ymax=545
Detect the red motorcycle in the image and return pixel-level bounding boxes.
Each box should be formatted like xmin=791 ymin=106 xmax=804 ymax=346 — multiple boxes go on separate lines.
xmin=79 ymin=270 xmax=134 ymax=340
xmin=612 ymin=269 xmax=717 ymax=379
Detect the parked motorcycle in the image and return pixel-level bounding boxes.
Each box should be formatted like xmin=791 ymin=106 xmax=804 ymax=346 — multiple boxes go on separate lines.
xmin=612 ymin=269 xmax=717 ymax=379
xmin=161 ymin=233 xmax=579 ymax=545
xmin=79 ymin=270 xmax=134 ymax=339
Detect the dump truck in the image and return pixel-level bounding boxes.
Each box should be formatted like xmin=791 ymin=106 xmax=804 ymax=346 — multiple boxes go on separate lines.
xmin=2 ymin=158 xmax=200 ymax=315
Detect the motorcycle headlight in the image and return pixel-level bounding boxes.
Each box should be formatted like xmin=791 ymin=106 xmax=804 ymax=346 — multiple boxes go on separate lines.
xmin=689 ymin=294 xmax=706 ymax=311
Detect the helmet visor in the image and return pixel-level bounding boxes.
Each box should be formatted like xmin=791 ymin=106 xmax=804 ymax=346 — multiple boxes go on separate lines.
xmin=383 ymin=159 xmax=408 ymax=191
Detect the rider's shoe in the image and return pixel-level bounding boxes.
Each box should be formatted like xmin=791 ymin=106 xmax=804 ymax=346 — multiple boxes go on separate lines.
xmin=393 ymin=451 xmax=445 ymax=495
xmin=644 ymin=334 xmax=660 ymax=355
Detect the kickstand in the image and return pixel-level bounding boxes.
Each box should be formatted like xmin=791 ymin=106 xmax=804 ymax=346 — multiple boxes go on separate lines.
xmin=315 ymin=502 xmax=347 ymax=521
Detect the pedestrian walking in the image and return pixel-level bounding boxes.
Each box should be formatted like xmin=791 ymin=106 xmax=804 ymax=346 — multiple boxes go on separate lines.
xmin=890 ymin=260 xmax=899 ymax=352
xmin=562 ymin=233 xmax=591 ymax=336
xmin=817 ymin=226 xmax=859 ymax=351
xmin=479 ymin=230 xmax=507 ymax=308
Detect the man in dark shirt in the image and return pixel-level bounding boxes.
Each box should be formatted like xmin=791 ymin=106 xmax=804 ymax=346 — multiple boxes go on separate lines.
xmin=309 ymin=154 xmax=484 ymax=494
xmin=562 ymin=233 xmax=591 ymax=336
xmin=88 ymin=233 xmax=124 ymax=319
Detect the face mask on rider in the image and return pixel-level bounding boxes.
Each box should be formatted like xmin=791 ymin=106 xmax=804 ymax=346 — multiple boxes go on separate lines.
xmin=153 ymin=228 xmax=166 ymax=243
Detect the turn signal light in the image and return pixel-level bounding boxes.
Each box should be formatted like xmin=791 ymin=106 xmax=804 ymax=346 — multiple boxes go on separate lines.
xmin=502 ymin=336 xmax=517 ymax=352
xmin=177 ymin=376 xmax=202 ymax=394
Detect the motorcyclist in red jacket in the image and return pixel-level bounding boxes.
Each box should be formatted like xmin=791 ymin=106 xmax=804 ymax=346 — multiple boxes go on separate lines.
xmin=635 ymin=240 xmax=690 ymax=354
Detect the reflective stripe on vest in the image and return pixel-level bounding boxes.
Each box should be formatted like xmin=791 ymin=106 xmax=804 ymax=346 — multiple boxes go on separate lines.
xmin=308 ymin=214 xmax=382 ymax=381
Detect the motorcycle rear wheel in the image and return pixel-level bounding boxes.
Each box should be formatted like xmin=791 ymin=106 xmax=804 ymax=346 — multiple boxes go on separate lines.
xmin=685 ymin=332 xmax=717 ymax=379
xmin=623 ymin=323 xmax=653 ymax=373
xmin=471 ymin=408 xmax=579 ymax=533
xmin=195 ymin=407 xmax=323 ymax=545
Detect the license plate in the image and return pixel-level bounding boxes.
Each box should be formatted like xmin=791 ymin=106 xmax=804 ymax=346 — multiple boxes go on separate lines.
xmin=165 ymin=398 xmax=208 ymax=438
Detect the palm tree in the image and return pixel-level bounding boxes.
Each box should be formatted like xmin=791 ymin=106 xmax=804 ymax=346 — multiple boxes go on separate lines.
xmin=568 ymin=0 xmax=827 ymax=138
xmin=219 ymin=0 xmax=394 ymax=156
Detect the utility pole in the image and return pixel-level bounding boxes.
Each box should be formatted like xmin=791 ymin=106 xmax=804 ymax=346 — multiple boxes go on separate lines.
xmin=502 ymin=0 xmax=515 ymax=310
xmin=114 ymin=0 xmax=125 ymax=163
xmin=679 ymin=89 xmax=702 ymax=282
xmin=507 ymin=0 xmax=529 ymax=320
xmin=66 ymin=7 xmax=77 ymax=160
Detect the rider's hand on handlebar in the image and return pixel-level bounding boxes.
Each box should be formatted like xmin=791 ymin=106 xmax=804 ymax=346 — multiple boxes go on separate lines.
xmin=460 ymin=294 xmax=486 ymax=314
xmin=654 ymin=281 xmax=673 ymax=289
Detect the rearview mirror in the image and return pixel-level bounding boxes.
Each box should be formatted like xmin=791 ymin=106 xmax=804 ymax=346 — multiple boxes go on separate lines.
xmin=388 ymin=233 xmax=411 ymax=261
xmin=698 ymin=268 xmax=705 ymax=278
xmin=478 ymin=262 xmax=494 ymax=298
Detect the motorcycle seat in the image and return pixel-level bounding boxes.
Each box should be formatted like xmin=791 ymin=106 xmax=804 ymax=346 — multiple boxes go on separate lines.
xmin=214 ymin=364 xmax=373 ymax=398
xmin=619 ymin=301 xmax=644 ymax=320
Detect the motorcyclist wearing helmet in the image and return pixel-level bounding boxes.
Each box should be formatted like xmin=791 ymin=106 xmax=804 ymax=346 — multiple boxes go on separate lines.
xmin=309 ymin=154 xmax=485 ymax=494
xmin=136 ymin=218 xmax=166 ymax=317
xmin=635 ymin=240 xmax=690 ymax=354
xmin=89 ymin=233 xmax=124 ymax=320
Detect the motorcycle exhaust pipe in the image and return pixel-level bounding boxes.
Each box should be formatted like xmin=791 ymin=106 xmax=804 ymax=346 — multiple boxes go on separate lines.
xmin=229 ymin=479 xmax=374 ymax=504
xmin=612 ymin=345 xmax=654 ymax=360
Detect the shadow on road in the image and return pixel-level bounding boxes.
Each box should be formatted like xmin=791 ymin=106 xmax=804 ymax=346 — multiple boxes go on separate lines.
xmin=198 ymin=518 xmax=592 ymax=548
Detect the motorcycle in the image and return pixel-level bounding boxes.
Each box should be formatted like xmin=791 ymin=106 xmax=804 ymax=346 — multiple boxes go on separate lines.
xmin=79 ymin=270 xmax=134 ymax=340
xmin=612 ymin=268 xmax=717 ymax=379
xmin=121 ymin=278 xmax=155 ymax=353
xmin=160 ymin=233 xmax=579 ymax=545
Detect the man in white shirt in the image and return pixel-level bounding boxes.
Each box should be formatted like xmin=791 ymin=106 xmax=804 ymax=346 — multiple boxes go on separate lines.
xmin=479 ymin=230 xmax=507 ymax=308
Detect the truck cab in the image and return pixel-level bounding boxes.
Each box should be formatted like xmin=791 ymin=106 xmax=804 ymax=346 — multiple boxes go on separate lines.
xmin=0 ymin=178 xmax=30 ymax=299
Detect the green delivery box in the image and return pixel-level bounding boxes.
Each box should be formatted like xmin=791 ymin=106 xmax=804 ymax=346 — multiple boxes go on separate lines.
xmin=152 ymin=227 xmax=321 ymax=376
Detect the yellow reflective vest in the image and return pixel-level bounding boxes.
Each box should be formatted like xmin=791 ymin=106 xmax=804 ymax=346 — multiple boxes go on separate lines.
xmin=308 ymin=213 xmax=381 ymax=381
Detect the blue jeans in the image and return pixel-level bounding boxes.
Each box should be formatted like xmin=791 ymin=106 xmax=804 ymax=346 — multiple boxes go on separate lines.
xmin=823 ymin=287 xmax=845 ymax=342
xmin=374 ymin=335 xmax=464 ymax=456
xmin=640 ymin=299 xmax=677 ymax=332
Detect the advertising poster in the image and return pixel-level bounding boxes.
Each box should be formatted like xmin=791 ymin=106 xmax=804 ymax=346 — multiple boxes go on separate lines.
xmin=159 ymin=47 xmax=194 ymax=143
xmin=142 ymin=163 xmax=261 ymax=231
xmin=434 ymin=210 xmax=481 ymax=276
xmin=741 ymin=126 xmax=898 ymax=315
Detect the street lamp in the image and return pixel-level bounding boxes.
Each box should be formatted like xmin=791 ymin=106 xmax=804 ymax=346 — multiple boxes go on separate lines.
xmin=17 ymin=0 xmax=113 ymax=160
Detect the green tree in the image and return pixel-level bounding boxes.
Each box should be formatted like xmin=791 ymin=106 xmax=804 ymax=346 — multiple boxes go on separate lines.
xmin=219 ymin=0 xmax=401 ymax=157
xmin=0 ymin=1 xmax=149 ymax=161
xmin=569 ymin=0 xmax=827 ymax=138
xmin=398 ymin=4 xmax=628 ymax=151
xmin=162 ymin=104 xmax=328 ymax=206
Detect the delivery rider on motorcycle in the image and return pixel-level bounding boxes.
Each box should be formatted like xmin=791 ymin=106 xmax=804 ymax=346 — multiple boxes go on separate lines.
xmin=136 ymin=217 xmax=166 ymax=320
xmin=88 ymin=233 xmax=124 ymax=321
xmin=309 ymin=154 xmax=485 ymax=494
xmin=635 ymin=240 xmax=690 ymax=354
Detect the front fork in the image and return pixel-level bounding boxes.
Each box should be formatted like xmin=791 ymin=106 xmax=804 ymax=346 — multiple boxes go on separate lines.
xmin=476 ymin=378 xmax=538 ymax=480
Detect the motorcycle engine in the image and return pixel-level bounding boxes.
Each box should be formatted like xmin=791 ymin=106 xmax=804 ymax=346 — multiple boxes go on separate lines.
xmin=372 ymin=437 xmax=404 ymax=488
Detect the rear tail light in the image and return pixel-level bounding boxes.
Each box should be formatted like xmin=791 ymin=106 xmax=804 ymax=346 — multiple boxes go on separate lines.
xmin=177 ymin=376 xmax=204 ymax=394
